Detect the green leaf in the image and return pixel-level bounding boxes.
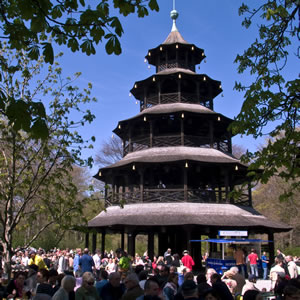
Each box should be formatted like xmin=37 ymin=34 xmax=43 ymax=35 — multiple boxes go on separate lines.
xmin=80 ymin=39 xmax=96 ymax=55
xmin=31 ymin=118 xmax=49 ymax=140
xmin=42 ymin=42 xmax=54 ymax=64
xmin=67 ymin=38 xmax=79 ymax=52
xmin=110 ymin=17 xmax=123 ymax=36
xmin=27 ymin=45 xmax=40 ymax=61
xmin=149 ymin=0 xmax=159 ymax=11
xmin=105 ymin=35 xmax=121 ymax=55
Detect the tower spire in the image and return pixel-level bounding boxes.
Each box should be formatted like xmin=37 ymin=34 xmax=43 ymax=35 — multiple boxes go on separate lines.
xmin=170 ymin=0 xmax=179 ymax=32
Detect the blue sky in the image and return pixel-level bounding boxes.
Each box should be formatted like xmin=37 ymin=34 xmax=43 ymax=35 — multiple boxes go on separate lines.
xmin=53 ymin=0 xmax=297 ymax=174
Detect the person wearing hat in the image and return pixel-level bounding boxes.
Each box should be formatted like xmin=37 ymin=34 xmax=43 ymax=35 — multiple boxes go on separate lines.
xmin=181 ymin=280 xmax=198 ymax=300
xmin=181 ymin=251 xmax=195 ymax=272
xmin=28 ymin=250 xmax=48 ymax=270
xmin=241 ymin=274 xmax=259 ymax=296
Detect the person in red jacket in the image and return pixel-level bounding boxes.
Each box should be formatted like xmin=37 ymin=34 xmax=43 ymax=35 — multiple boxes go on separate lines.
xmin=181 ymin=250 xmax=195 ymax=271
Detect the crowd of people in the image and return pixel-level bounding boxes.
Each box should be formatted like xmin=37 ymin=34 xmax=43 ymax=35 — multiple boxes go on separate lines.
xmin=0 ymin=247 xmax=299 ymax=300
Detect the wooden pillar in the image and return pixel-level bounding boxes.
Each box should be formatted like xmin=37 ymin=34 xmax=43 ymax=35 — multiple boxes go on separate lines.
xmin=150 ymin=120 xmax=153 ymax=148
xmin=196 ymin=82 xmax=200 ymax=103
xmin=158 ymin=231 xmax=168 ymax=256
xmin=209 ymin=99 xmax=213 ymax=110
xmin=248 ymin=181 xmax=252 ymax=206
xmin=148 ymin=232 xmax=155 ymax=260
xmin=127 ymin=232 xmax=136 ymax=257
xmin=224 ymin=169 xmax=230 ymax=203
xmin=180 ymin=118 xmax=184 ymax=145
xmin=139 ymin=169 xmax=144 ymax=202
xmin=92 ymin=233 xmax=97 ymax=254
xmin=228 ymin=133 xmax=232 ymax=153
xmin=209 ymin=120 xmax=214 ymax=148
xmin=144 ymin=87 xmax=147 ymax=109
xmin=101 ymin=229 xmax=106 ymax=256
xmin=85 ymin=233 xmax=89 ymax=249
xmin=129 ymin=128 xmax=132 ymax=152
xmin=158 ymin=82 xmax=161 ymax=104
xmin=178 ymin=78 xmax=181 ymax=102
xmin=112 ymin=176 xmax=115 ymax=203
xmin=268 ymin=231 xmax=275 ymax=265
xmin=191 ymin=230 xmax=203 ymax=270
xmin=183 ymin=165 xmax=188 ymax=201
xmin=121 ymin=229 xmax=125 ymax=250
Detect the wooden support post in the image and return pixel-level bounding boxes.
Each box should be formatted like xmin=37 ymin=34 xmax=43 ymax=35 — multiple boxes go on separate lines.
xmin=150 ymin=121 xmax=153 ymax=148
xmin=268 ymin=231 xmax=275 ymax=265
xmin=139 ymin=169 xmax=144 ymax=202
xmin=127 ymin=232 xmax=136 ymax=257
xmin=85 ymin=232 xmax=89 ymax=249
xmin=209 ymin=120 xmax=214 ymax=148
xmin=148 ymin=232 xmax=154 ymax=260
xmin=184 ymin=166 xmax=188 ymax=201
xmin=92 ymin=233 xmax=97 ymax=254
xmin=181 ymin=118 xmax=184 ymax=146
xmin=121 ymin=230 xmax=125 ymax=250
xmin=101 ymin=229 xmax=106 ymax=256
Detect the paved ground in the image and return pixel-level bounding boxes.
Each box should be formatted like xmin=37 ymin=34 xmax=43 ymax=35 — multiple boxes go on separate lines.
xmin=252 ymin=279 xmax=272 ymax=292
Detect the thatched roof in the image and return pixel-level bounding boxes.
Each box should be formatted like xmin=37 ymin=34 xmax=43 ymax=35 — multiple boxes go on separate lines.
xmin=88 ymin=203 xmax=291 ymax=232
xmin=102 ymin=146 xmax=241 ymax=169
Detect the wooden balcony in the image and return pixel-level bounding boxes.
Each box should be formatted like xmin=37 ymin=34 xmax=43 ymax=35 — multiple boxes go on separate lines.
xmin=105 ymin=188 xmax=251 ymax=207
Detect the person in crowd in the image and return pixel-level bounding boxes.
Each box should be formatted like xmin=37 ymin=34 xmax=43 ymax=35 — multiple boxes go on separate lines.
xmin=171 ymin=254 xmax=181 ymax=269
xmin=222 ymin=266 xmax=245 ymax=296
xmin=283 ymin=285 xmax=300 ymax=300
xmin=73 ymin=248 xmax=82 ymax=276
xmin=203 ymin=289 xmax=222 ymax=300
xmin=79 ymin=248 xmax=95 ymax=274
xmin=93 ymin=249 xmax=102 ymax=279
xmin=164 ymin=249 xmax=173 ymax=267
xmin=58 ymin=251 xmax=69 ymax=274
xmin=122 ymin=273 xmax=144 ymax=300
xmin=277 ymin=249 xmax=286 ymax=261
xmin=241 ymin=274 xmax=259 ymax=296
xmin=5 ymin=271 xmax=31 ymax=299
xmin=28 ymin=250 xmax=48 ymax=270
xmin=181 ymin=279 xmax=199 ymax=300
xmin=152 ymin=256 xmax=157 ymax=271
xmin=247 ymin=249 xmax=259 ymax=278
xmin=22 ymin=250 xmax=29 ymax=267
xmin=118 ymin=251 xmax=131 ymax=274
xmin=286 ymin=256 xmax=298 ymax=279
xmin=234 ymin=247 xmax=246 ymax=277
xmin=100 ymin=271 xmax=125 ymax=300
xmin=96 ymin=270 xmax=109 ymax=296
xmin=274 ymin=272 xmax=289 ymax=300
xmin=206 ymin=268 xmax=217 ymax=286
xmin=26 ymin=264 xmax=39 ymax=293
xmin=243 ymin=290 xmax=261 ymax=300
xmin=196 ymin=273 xmax=211 ymax=300
xmin=261 ymin=251 xmax=269 ymax=280
xmin=52 ymin=275 xmax=76 ymax=300
xmin=163 ymin=273 xmax=178 ymax=300
xmin=174 ymin=271 xmax=194 ymax=300
xmin=75 ymin=271 xmax=100 ymax=300
xmin=270 ymin=258 xmax=286 ymax=289
xmin=139 ymin=270 xmax=148 ymax=290
xmin=36 ymin=269 xmax=55 ymax=297
xmin=210 ymin=273 xmax=233 ymax=300
xmin=181 ymin=251 xmax=195 ymax=272
xmin=155 ymin=264 xmax=170 ymax=288
xmin=106 ymin=258 xmax=117 ymax=274
xmin=137 ymin=278 xmax=161 ymax=300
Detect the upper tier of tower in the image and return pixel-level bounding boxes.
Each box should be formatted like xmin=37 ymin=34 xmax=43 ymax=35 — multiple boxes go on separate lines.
xmin=130 ymin=8 xmax=222 ymax=111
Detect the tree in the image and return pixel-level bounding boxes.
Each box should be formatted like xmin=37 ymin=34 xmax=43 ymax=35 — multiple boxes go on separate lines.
xmin=232 ymin=1 xmax=299 ymax=199
xmin=0 ymin=0 xmax=159 ymax=139
xmin=0 ymin=45 xmax=97 ymax=275
xmin=95 ymin=135 xmax=123 ymax=166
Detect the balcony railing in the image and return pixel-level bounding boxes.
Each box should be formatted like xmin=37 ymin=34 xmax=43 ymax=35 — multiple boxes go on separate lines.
xmin=105 ymin=188 xmax=251 ymax=207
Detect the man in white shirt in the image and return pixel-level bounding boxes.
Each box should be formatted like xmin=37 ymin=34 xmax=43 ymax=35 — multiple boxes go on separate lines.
xmin=286 ymin=255 xmax=298 ymax=279
xmin=93 ymin=249 xmax=102 ymax=279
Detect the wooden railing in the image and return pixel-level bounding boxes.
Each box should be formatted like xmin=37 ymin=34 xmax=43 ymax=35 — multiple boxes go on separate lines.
xmin=105 ymin=188 xmax=251 ymax=207
xmin=158 ymin=61 xmax=194 ymax=72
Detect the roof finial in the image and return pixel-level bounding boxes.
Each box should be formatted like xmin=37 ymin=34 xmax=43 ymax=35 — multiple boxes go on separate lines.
xmin=170 ymin=0 xmax=179 ymax=32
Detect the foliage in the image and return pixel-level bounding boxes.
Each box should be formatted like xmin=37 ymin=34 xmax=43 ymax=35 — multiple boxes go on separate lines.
xmin=253 ymin=172 xmax=300 ymax=248
xmin=232 ymin=0 xmax=300 ymax=199
xmin=0 ymin=0 xmax=159 ymax=139
xmin=0 ymin=45 xmax=97 ymax=274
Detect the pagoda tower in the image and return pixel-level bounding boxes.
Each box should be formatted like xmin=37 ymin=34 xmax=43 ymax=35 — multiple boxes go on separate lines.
xmin=89 ymin=7 xmax=290 ymax=266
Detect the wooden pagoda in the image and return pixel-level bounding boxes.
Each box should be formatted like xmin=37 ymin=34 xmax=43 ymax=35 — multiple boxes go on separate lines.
xmin=88 ymin=9 xmax=291 ymax=266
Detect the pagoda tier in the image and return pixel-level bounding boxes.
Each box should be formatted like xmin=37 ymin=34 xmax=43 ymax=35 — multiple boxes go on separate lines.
xmin=95 ymin=146 xmax=252 ymax=207
xmin=130 ymin=70 xmax=222 ymax=111
xmin=113 ymin=103 xmax=233 ymax=156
